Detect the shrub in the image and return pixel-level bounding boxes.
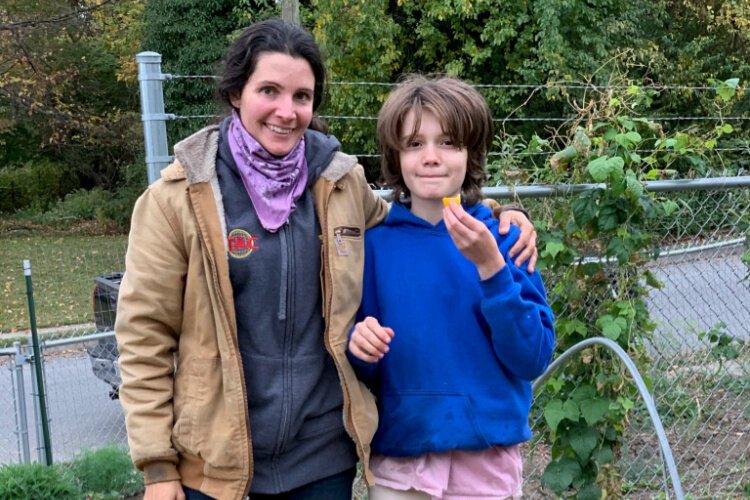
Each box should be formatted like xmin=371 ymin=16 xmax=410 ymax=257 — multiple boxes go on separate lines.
xmin=0 ymin=463 xmax=79 ymax=500
xmin=67 ymin=445 xmax=143 ymax=499
xmin=0 ymin=160 xmax=78 ymax=213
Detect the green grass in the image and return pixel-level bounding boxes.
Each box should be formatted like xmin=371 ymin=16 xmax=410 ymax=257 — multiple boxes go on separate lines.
xmin=0 ymin=232 xmax=127 ymax=333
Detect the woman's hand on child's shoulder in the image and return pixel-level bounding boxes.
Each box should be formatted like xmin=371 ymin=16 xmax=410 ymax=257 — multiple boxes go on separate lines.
xmin=497 ymin=210 xmax=537 ymax=272
xmin=444 ymin=202 xmax=506 ymax=280
xmin=349 ymin=316 xmax=394 ymax=363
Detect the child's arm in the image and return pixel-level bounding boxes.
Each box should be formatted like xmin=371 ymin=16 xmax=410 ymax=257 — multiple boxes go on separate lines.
xmin=444 ymin=202 xmax=555 ymax=380
xmin=479 ymin=263 xmax=556 ymax=380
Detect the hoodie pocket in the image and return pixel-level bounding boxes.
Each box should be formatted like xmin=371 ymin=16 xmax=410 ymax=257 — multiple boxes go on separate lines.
xmin=375 ymin=391 xmax=492 ymax=456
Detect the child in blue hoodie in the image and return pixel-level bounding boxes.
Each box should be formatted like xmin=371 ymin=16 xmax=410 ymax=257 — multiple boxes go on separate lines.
xmin=347 ymin=75 xmax=556 ymax=499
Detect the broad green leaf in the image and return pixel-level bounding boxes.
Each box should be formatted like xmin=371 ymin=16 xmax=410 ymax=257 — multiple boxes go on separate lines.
xmin=608 ymin=236 xmax=634 ymax=264
xmin=617 ymin=116 xmax=634 ymax=130
xmin=545 ymin=376 xmax=565 ymax=394
xmin=571 ymin=193 xmax=598 ymax=227
xmin=661 ymin=138 xmax=677 ymax=149
xmin=541 ymin=458 xmax=582 ymax=495
xmin=586 ymin=156 xmax=611 ymax=182
xmin=603 ymin=128 xmax=618 ymax=141
xmin=644 ymin=168 xmax=661 ymax=180
xmin=625 ymin=170 xmax=643 ymax=197
xmin=597 ymin=315 xmax=627 ymax=340
xmin=616 ymin=396 xmax=635 ymax=412
xmin=571 ymin=384 xmax=596 ymax=401
xmin=543 ymin=241 xmax=566 ymax=259
xmin=597 ymin=203 xmax=620 ymax=232
xmin=544 ymin=399 xmax=580 ymax=432
xmin=673 ymin=133 xmax=690 ymax=151
xmin=717 ymin=79 xmax=739 ymax=101
xmin=725 ymin=77 xmax=740 ymax=88
xmin=580 ymin=397 xmax=610 ymax=425
xmin=593 ymin=444 xmax=614 ymax=464
xmin=560 ymin=318 xmax=588 ymax=336
xmin=661 ymin=200 xmax=679 ymax=216
xmin=608 ymin=157 xmax=625 ymax=185
xmin=570 ymin=426 xmax=599 ymax=461
xmin=578 ymin=484 xmax=603 ymax=500
xmin=625 ymin=131 xmax=641 ymax=142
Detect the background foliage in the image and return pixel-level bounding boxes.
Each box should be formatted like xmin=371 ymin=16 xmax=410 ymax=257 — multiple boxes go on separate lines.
xmin=1 ymin=0 xmax=748 ymax=226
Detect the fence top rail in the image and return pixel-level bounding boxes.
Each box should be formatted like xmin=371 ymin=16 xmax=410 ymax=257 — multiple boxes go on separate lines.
xmin=373 ymin=175 xmax=750 ymax=200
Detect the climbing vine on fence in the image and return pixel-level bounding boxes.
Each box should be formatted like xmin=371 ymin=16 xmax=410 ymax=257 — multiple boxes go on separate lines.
xmin=487 ymin=77 xmax=741 ymax=498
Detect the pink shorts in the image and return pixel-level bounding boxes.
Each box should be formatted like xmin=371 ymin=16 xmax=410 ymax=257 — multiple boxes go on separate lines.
xmin=370 ymin=446 xmax=523 ymax=499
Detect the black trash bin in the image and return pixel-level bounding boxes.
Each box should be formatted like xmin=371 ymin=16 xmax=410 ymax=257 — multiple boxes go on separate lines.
xmin=87 ymin=272 xmax=123 ymax=399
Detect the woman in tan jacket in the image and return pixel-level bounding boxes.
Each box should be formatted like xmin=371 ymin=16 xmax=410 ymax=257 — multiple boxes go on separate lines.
xmin=115 ymin=18 xmax=538 ymax=500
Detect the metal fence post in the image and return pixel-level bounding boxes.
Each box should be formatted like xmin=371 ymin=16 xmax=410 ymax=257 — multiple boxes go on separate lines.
xmin=137 ymin=51 xmax=171 ymax=185
xmin=10 ymin=341 xmax=31 ymax=464
xmin=27 ymin=351 xmax=44 ymax=464
xmin=23 ymin=260 xmax=53 ymax=465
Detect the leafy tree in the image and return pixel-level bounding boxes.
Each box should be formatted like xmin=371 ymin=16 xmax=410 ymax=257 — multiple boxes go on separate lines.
xmin=0 ymin=0 xmax=143 ymax=195
xmin=311 ymin=0 xmax=667 ymax=171
xmin=309 ymin=0 xmax=401 ymax=177
xmin=141 ymin=0 xmax=278 ymax=145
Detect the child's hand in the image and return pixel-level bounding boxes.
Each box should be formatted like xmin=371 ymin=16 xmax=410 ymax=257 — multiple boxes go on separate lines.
xmin=349 ymin=316 xmax=394 ymax=363
xmin=444 ymin=201 xmax=506 ymax=280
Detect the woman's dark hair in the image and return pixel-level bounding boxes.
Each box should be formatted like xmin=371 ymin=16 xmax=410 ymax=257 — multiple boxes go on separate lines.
xmin=218 ymin=18 xmax=327 ymax=117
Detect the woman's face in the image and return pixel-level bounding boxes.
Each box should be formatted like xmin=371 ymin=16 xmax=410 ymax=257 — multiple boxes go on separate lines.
xmin=231 ymin=52 xmax=315 ymax=156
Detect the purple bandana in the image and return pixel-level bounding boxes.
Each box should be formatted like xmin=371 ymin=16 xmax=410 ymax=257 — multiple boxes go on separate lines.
xmin=227 ymin=112 xmax=308 ymax=232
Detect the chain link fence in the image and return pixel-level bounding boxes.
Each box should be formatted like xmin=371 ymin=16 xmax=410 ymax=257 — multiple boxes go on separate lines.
xmin=1 ymin=181 xmax=747 ymax=498
xmin=519 ymin=185 xmax=750 ymax=499
xmin=0 ymin=235 xmax=128 ymax=467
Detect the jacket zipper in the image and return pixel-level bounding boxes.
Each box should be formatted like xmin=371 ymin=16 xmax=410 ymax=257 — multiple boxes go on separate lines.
xmin=272 ymin=221 xmax=294 ymax=487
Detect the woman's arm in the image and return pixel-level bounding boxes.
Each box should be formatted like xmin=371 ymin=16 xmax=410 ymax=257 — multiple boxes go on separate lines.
xmin=116 ymin=187 xmax=188 ymax=484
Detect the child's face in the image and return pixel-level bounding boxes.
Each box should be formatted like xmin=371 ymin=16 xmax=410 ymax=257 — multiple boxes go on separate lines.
xmin=399 ymin=109 xmax=468 ymax=207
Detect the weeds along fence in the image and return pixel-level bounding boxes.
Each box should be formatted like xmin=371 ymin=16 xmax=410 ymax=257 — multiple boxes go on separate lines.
xmin=0 ymin=53 xmax=748 ymax=498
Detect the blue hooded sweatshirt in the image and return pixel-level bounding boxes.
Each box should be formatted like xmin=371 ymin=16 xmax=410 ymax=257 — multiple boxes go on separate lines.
xmin=347 ymin=202 xmax=555 ymax=457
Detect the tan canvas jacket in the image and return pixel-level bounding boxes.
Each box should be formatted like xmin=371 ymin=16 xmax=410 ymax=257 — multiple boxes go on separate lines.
xmin=115 ymin=124 xmax=388 ymax=499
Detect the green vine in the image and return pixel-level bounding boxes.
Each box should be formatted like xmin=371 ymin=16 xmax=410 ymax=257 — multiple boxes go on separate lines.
xmin=488 ymin=77 xmax=741 ymax=497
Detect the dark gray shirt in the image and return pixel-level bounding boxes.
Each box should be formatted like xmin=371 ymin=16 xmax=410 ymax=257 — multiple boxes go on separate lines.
xmin=216 ymin=119 xmax=357 ymax=494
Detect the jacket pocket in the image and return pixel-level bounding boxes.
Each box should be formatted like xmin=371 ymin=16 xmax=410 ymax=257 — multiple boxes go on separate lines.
xmin=172 ymin=358 xmax=222 ymax=454
xmin=332 ymin=226 xmax=363 ymax=257
xmin=374 ymin=391 xmax=491 ymax=456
